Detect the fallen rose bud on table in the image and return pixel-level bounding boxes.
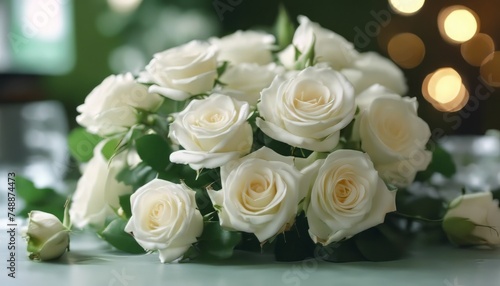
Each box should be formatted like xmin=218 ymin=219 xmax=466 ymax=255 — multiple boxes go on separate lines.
xmin=24 ymin=211 xmax=70 ymax=261
xmin=443 ymin=192 xmax=500 ymax=247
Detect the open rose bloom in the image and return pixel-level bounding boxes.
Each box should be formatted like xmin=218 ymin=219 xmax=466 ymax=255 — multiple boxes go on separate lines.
xmin=58 ymin=14 xmax=460 ymax=264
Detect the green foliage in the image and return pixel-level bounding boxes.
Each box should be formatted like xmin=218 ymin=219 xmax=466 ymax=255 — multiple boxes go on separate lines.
xmin=67 ymin=128 xmax=102 ymax=162
xmin=15 ymin=176 xmax=67 ymax=220
xmin=216 ymin=61 xmax=229 ymax=79
xmin=320 ymin=238 xmax=365 ymax=263
xmin=116 ymin=162 xmax=158 ymax=191
xmin=99 ymin=218 xmax=146 ymax=254
xmin=321 ymin=225 xmax=405 ymax=262
xmin=135 ymin=134 xmax=173 ymax=172
xmin=196 ymin=221 xmax=242 ymax=259
xmin=293 ymin=35 xmax=316 ymax=70
xmin=254 ymin=129 xmax=313 ymax=158
xmin=193 ymin=188 xmax=215 ymax=217
xmin=396 ymin=189 xmax=446 ymax=220
xmin=353 ymin=226 xmax=404 ymax=261
xmin=416 ymin=143 xmax=457 ymax=182
xmin=119 ymin=194 xmax=133 ymax=219
xmin=274 ymin=4 xmax=294 ymax=50
xmin=274 ymin=214 xmax=316 ymax=262
xmin=100 ymin=138 xmax=121 ymax=161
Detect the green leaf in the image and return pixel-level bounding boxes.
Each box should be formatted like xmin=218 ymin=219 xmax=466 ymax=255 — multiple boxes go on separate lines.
xmin=101 ymin=138 xmax=121 ymax=161
xmin=216 ymin=61 xmax=229 ymax=78
xmin=99 ymin=218 xmax=146 ymax=254
xmin=116 ymin=162 xmax=157 ymax=190
xmin=274 ymin=214 xmax=315 ymax=262
xmin=354 ymin=226 xmax=404 ymax=261
xmin=235 ymin=232 xmax=264 ymax=253
xmin=119 ymin=194 xmax=133 ymax=219
xmin=274 ymin=4 xmax=294 ymax=50
xmin=135 ymin=134 xmax=172 ymax=172
xmin=255 ymin=129 xmax=312 ymax=158
xmin=320 ymin=239 xmax=365 ymax=263
xmin=396 ymin=190 xmax=445 ymax=220
xmin=16 ymin=176 xmax=53 ymax=204
xmin=158 ymin=164 xmax=220 ymax=191
xmin=415 ymin=143 xmax=457 ymax=181
xmin=68 ymin=127 xmax=102 ymax=162
xmin=197 ymin=221 xmax=241 ymax=259
xmin=15 ymin=176 xmax=66 ymax=220
xmin=194 ymin=188 xmax=215 ymax=217
xmin=294 ymin=35 xmax=316 ymax=70
xmin=156 ymin=98 xmax=182 ymax=116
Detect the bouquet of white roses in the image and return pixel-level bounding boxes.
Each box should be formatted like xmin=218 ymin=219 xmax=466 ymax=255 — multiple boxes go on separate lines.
xmin=22 ymin=11 xmax=500 ymax=264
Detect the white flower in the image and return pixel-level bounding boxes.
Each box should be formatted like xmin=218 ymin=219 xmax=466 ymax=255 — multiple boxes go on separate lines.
xmin=138 ymin=40 xmax=218 ymax=101
xmin=307 ymin=149 xmax=396 ymax=245
xmin=278 ymin=16 xmax=358 ymax=70
xmin=25 ymin=211 xmax=69 ymax=261
xmin=210 ymin=31 xmax=275 ymax=65
xmin=208 ymin=147 xmax=319 ymax=242
xmin=169 ymin=93 xmax=253 ymax=170
xmin=124 ymin=179 xmax=203 ymax=263
xmin=76 ymin=73 xmax=163 ymax=136
xmin=217 ymin=63 xmax=284 ymax=105
xmin=70 ymin=141 xmax=133 ymax=229
xmin=257 ymin=66 xmax=356 ymax=152
xmin=353 ymin=85 xmax=432 ymax=187
xmin=341 ymin=52 xmax=408 ymax=95
xmin=443 ymin=192 xmax=500 ymax=247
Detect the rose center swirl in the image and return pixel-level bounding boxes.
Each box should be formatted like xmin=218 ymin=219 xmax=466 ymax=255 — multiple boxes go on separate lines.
xmin=148 ymin=202 xmax=166 ymax=230
xmin=241 ymin=174 xmax=277 ymax=212
xmin=329 ymin=175 xmax=363 ymax=211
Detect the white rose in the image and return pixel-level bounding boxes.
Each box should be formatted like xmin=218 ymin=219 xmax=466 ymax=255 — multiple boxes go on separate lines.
xmin=138 ymin=40 xmax=218 ymax=101
xmin=210 ymin=31 xmax=275 ymax=65
xmin=278 ymin=16 xmax=358 ymax=70
xmin=307 ymin=149 xmax=396 ymax=245
xmin=341 ymin=52 xmax=408 ymax=95
xmin=70 ymin=141 xmax=133 ymax=229
xmin=124 ymin=179 xmax=203 ymax=263
xmin=208 ymin=147 xmax=319 ymax=242
xmin=443 ymin=192 xmax=500 ymax=247
xmin=25 ymin=211 xmax=69 ymax=261
xmin=217 ymin=63 xmax=283 ymax=105
xmin=256 ymin=66 xmax=356 ymax=152
xmin=353 ymin=85 xmax=432 ymax=187
xmin=76 ymin=73 xmax=163 ymax=136
xmin=169 ymin=93 xmax=253 ymax=170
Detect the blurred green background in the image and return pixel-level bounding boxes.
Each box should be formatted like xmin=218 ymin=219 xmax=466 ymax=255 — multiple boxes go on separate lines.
xmin=1 ymin=0 xmax=499 ymax=134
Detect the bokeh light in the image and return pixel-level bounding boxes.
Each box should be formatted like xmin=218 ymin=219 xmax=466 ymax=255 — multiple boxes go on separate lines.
xmin=461 ymin=33 xmax=495 ymax=67
xmin=438 ymin=6 xmax=479 ymax=44
xmin=389 ymin=0 xmax=425 ymax=15
xmin=480 ymin=51 xmax=500 ymax=87
xmin=107 ymin=0 xmax=143 ymax=14
xmin=422 ymin=68 xmax=469 ymax=112
xmin=387 ymin=33 xmax=425 ymax=69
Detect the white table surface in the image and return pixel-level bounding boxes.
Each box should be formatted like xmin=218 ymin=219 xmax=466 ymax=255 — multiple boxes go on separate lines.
xmin=1 ymin=226 xmax=499 ymax=286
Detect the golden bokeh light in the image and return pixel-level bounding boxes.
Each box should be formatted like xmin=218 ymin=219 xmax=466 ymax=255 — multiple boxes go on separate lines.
xmin=438 ymin=6 xmax=479 ymax=44
xmin=422 ymin=68 xmax=469 ymax=112
xmin=461 ymin=33 xmax=495 ymax=67
xmin=387 ymin=33 xmax=425 ymax=69
xmin=389 ymin=0 xmax=425 ymax=15
xmin=480 ymin=51 xmax=500 ymax=87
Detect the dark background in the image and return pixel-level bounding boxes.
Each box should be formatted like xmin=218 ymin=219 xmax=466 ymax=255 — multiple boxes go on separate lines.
xmin=1 ymin=0 xmax=499 ymax=135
